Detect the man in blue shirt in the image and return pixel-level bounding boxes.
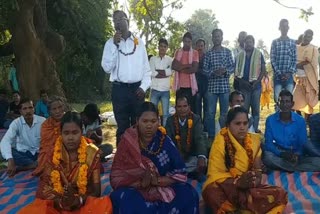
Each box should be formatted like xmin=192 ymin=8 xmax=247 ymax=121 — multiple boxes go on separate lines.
xmin=262 ymin=90 xmax=320 ymax=172
xmin=35 ymin=89 xmax=49 ymax=118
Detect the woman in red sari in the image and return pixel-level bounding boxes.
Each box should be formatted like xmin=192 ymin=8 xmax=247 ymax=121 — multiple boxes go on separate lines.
xmin=33 ymin=96 xmax=65 ymax=176
xmin=19 ymin=112 xmax=112 ymax=213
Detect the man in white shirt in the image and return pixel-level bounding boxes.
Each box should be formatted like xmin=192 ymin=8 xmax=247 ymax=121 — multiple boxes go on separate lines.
xmin=0 ymin=98 xmax=46 ymax=177
xmin=101 ymin=10 xmax=151 ymax=145
xmin=150 ymin=38 xmax=173 ymax=126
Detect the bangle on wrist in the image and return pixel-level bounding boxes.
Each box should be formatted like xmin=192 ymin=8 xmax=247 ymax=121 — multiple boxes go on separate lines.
xmin=157 ymin=176 xmax=162 ymax=186
xmin=79 ymin=196 xmax=84 ymax=206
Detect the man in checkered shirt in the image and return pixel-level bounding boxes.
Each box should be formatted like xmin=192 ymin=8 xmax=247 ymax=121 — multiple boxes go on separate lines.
xmin=202 ymin=29 xmax=234 ymax=141
xmin=270 ymin=19 xmax=297 ymax=107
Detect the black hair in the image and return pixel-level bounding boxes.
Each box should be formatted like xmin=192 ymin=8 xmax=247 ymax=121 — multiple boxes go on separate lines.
xmin=113 ymin=10 xmax=128 ymax=19
xmin=212 ymin=28 xmax=223 ymax=36
xmin=12 ymin=91 xmax=20 ymax=95
xmin=136 ymin=102 xmax=159 ymax=119
xmin=19 ymin=98 xmax=33 ymax=109
xmin=229 ymin=90 xmax=245 ymax=103
xmin=61 ymin=111 xmax=83 ymax=131
xmin=47 ymin=96 xmax=64 ymax=111
xmin=226 ymin=106 xmax=248 ymax=126
xmin=175 ymin=93 xmax=190 ymax=106
xmin=159 ymin=38 xmax=168 ymax=46
xmin=183 ymin=32 xmax=192 ymax=40
xmin=148 ymin=54 xmax=153 ymax=61
xmin=279 ymin=89 xmax=293 ymax=101
xmin=40 ymin=89 xmax=47 ymax=96
xmin=82 ymin=103 xmax=101 ymax=124
xmin=304 ymin=29 xmax=314 ymax=36
xmin=244 ymin=35 xmax=255 ymax=44
xmin=196 ymin=38 xmax=206 ymax=46
xmin=279 ymin=19 xmax=289 ymax=26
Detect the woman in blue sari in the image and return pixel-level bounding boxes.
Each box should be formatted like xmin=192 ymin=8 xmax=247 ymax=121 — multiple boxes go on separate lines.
xmin=110 ymin=102 xmax=199 ymax=214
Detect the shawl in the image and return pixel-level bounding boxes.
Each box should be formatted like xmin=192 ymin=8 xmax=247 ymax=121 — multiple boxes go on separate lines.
xmin=110 ymin=127 xmax=187 ymax=203
xmin=203 ymin=128 xmax=262 ymax=190
xmin=173 ymin=48 xmax=198 ymax=95
xmin=33 ymin=117 xmax=61 ymax=176
xmin=235 ymin=48 xmax=262 ymax=82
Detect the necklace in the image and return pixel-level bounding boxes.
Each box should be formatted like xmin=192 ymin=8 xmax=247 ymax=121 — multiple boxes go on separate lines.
xmin=221 ymin=127 xmax=253 ymax=178
xmin=174 ymin=112 xmax=193 ymax=152
xmin=139 ymin=126 xmax=166 ymax=156
xmin=119 ymin=37 xmax=139 ymax=56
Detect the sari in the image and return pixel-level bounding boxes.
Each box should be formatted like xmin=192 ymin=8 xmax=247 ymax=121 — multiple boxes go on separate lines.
xmin=33 ymin=117 xmax=61 ymax=176
xmin=293 ymin=44 xmax=319 ymax=114
xmin=110 ymin=127 xmax=199 ymax=214
xmin=203 ymin=128 xmax=287 ymax=214
xmin=19 ymin=138 xmax=112 ymax=214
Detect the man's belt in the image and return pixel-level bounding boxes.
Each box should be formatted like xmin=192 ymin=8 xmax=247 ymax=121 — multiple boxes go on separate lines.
xmin=113 ymin=81 xmax=141 ymax=88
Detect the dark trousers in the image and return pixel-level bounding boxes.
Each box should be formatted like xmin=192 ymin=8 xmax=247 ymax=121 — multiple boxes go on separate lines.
xmin=195 ymin=75 xmax=208 ymax=130
xmin=112 ymin=82 xmax=144 ymax=145
xmin=176 ymin=88 xmax=195 ymax=112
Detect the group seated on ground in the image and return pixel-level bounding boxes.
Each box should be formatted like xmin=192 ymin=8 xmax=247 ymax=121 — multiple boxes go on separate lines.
xmin=0 ymin=89 xmax=320 ymax=213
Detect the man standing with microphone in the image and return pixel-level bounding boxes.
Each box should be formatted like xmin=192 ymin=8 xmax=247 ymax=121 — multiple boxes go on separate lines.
xmin=101 ymin=10 xmax=151 ymax=145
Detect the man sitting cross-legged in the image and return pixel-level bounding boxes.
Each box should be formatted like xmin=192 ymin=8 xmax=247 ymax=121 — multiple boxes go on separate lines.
xmin=0 ymin=98 xmax=46 ymax=177
xmin=165 ymin=95 xmax=207 ymax=181
xmin=262 ymin=90 xmax=320 ymax=172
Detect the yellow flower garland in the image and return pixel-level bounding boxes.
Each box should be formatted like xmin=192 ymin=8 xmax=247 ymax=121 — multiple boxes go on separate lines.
xmin=221 ymin=127 xmax=254 ymax=178
xmin=51 ymin=136 xmax=88 ymax=195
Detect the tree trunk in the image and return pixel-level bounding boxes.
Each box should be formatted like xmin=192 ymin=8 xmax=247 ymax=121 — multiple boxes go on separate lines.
xmin=11 ymin=0 xmax=65 ymax=101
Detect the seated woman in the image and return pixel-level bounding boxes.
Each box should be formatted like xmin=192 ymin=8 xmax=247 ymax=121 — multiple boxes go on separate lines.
xmin=33 ymin=96 xmax=65 ymax=176
xmin=19 ymin=112 xmax=112 ymax=213
xmin=110 ymin=102 xmax=199 ymax=214
xmin=203 ymin=106 xmax=287 ymax=214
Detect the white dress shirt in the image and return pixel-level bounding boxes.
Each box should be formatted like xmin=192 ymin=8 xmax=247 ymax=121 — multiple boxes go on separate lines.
xmin=0 ymin=115 xmax=46 ymax=160
xmin=101 ymin=33 xmax=151 ymax=92
xmin=150 ymin=55 xmax=173 ymax=91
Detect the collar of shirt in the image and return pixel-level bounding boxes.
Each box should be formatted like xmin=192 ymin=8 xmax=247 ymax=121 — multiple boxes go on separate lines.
xmin=179 ymin=118 xmax=186 ymax=126
xmin=20 ymin=115 xmax=40 ymax=127
xmin=275 ymin=111 xmax=296 ymax=123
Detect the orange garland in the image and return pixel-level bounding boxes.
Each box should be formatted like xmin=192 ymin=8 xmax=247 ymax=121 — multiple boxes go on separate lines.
xmin=139 ymin=126 xmax=166 ymax=156
xmin=51 ymin=136 xmax=88 ymax=195
xmin=174 ymin=112 xmax=193 ymax=152
xmin=220 ymin=127 xmax=253 ymax=178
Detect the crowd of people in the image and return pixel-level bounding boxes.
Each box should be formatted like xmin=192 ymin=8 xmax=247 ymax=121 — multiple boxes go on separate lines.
xmin=0 ymin=9 xmax=320 ymax=213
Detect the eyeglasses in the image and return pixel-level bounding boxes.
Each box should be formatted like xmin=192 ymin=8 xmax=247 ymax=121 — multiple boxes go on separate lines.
xmin=113 ymin=17 xmax=128 ymax=22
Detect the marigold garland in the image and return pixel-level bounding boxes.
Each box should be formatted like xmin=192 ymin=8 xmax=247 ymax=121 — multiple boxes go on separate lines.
xmin=50 ymin=136 xmax=88 ymax=195
xmin=139 ymin=126 xmax=166 ymax=156
xmin=174 ymin=112 xmax=193 ymax=152
xmin=221 ymin=127 xmax=253 ymax=178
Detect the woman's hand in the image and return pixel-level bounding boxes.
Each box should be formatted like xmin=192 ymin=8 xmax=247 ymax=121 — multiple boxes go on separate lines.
xmin=236 ymin=171 xmax=261 ymax=189
xmin=60 ymin=195 xmax=82 ymax=211
xmin=141 ymin=169 xmax=152 ymax=189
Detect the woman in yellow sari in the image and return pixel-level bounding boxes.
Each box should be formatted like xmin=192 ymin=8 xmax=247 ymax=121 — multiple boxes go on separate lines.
xmin=19 ymin=112 xmax=112 ymax=214
xmin=203 ymin=106 xmax=287 ymax=214
xmin=293 ymin=29 xmax=319 ymax=116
